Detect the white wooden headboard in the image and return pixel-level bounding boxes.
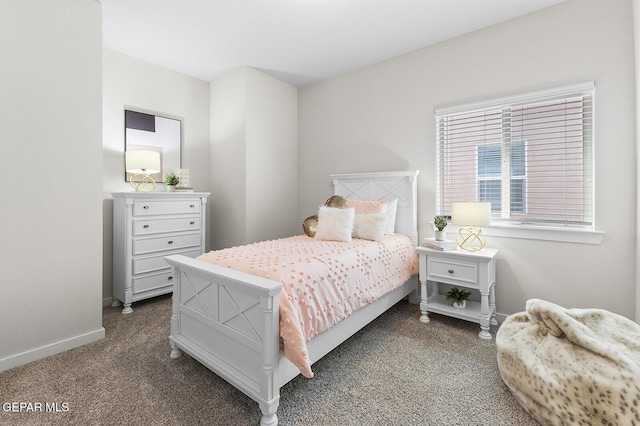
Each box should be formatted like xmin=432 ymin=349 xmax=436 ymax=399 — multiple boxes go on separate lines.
xmin=330 ymin=170 xmax=420 ymax=246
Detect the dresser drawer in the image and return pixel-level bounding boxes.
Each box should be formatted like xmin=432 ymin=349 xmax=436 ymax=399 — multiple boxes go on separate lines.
xmin=133 ymin=200 xmax=201 ymax=216
xmin=133 ymin=271 xmax=175 ymax=294
xmin=134 ymin=233 xmax=201 ymax=255
xmin=427 ymin=258 xmax=478 ymax=287
xmin=134 ymin=217 xmax=201 ymax=235
xmin=133 ymin=249 xmax=202 ymax=275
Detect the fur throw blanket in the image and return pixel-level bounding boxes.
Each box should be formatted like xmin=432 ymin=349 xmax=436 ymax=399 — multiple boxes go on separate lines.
xmin=496 ymin=298 xmax=640 ymax=425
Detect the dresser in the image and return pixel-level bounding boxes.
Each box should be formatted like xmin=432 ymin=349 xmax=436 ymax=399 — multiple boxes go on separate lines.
xmin=112 ymin=192 xmax=210 ymax=313
xmin=415 ymin=246 xmax=498 ymax=339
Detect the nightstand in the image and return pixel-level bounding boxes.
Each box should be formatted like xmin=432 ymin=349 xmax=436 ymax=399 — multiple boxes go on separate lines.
xmin=416 ymin=246 xmax=498 ymax=339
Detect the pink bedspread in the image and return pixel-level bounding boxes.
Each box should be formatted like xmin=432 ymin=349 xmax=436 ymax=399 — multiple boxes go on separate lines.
xmin=196 ymin=234 xmax=418 ymax=378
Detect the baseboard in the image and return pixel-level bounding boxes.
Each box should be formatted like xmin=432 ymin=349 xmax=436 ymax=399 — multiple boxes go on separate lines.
xmin=495 ymin=312 xmax=508 ymax=324
xmin=0 ymin=328 xmax=105 ymax=373
xmin=102 ymin=297 xmax=114 ymax=307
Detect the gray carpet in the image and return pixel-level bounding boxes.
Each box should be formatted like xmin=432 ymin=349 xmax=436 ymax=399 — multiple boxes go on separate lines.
xmin=0 ymin=295 xmax=537 ymax=425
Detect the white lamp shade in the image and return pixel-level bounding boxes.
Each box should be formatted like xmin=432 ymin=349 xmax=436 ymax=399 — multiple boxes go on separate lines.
xmin=451 ymin=202 xmax=491 ymax=227
xmin=125 ymin=150 xmax=161 ymax=174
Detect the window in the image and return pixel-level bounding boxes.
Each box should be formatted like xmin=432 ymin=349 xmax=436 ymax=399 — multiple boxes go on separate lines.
xmin=435 ymin=82 xmax=594 ymax=228
xmin=477 ymin=141 xmax=525 ymax=214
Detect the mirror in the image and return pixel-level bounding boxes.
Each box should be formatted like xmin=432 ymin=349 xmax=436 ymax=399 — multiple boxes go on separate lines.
xmin=124 ymin=109 xmax=181 ymax=182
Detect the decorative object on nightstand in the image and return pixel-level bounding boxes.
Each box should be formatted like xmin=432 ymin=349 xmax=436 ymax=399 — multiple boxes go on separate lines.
xmin=445 ymin=287 xmax=471 ymax=309
xmin=432 ymin=215 xmax=448 ymax=241
xmin=416 ymin=246 xmax=499 ymax=339
xmin=125 ymin=149 xmax=161 ymax=193
xmin=422 ymin=237 xmax=457 ymax=251
xmin=451 ymin=202 xmax=491 ymax=251
xmin=163 ymin=172 xmax=180 ymax=191
xmin=111 ymin=191 xmax=210 ymax=313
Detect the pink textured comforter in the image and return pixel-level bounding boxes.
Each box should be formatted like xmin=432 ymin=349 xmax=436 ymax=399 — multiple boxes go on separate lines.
xmin=197 ymin=234 xmax=418 ymax=378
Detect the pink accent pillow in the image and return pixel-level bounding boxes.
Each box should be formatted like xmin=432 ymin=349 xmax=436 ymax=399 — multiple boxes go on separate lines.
xmin=346 ymin=199 xmax=388 ymax=214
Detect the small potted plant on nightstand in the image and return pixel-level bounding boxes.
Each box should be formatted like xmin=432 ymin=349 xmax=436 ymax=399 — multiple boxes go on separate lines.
xmin=446 ymin=287 xmax=471 ymax=309
xmin=164 ymin=172 xmax=180 ymax=192
xmin=433 ymin=216 xmax=448 ymax=241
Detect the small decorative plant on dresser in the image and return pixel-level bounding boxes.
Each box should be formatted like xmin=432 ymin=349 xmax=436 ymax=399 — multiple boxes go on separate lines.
xmin=446 ymin=287 xmax=471 ymax=309
xmin=164 ymin=172 xmax=180 ymax=191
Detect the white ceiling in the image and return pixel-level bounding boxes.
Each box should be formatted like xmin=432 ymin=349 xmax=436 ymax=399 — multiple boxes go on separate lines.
xmin=102 ymin=0 xmax=566 ymax=87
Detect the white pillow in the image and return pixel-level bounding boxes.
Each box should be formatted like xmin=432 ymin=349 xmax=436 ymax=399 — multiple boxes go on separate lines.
xmin=314 ymin=206 xmax=355 ymax=242
xmin=384 ymin=198 xmax=398 ymax=234
xmin=353 ymin=212 xmax=386 ymax=241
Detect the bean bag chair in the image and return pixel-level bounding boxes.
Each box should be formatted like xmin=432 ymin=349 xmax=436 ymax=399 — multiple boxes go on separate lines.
xmin=496 ymin=298 xmax=640 ymax=425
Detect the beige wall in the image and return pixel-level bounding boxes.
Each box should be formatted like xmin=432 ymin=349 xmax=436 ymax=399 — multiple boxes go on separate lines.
xmin=299 ymin=0 xmax=637 ymax=319
xmin=102 ymin=49 xmax=211 ymax=301
xmin=0 ymin=0 xmax=104 ymax=370
xmin=210 ymin=67 xmax=298 ymax=249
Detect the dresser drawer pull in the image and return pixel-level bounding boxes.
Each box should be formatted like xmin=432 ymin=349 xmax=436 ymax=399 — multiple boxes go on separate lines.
xmin=190 ymin=221 xmax=195 ymax=225
xmin=168 ymin=276 xmax=173 ymax=281
xmin=448 ymin=269 xmax=454 ymax=274
xmin=168 ymin=240 xmax=174 ymax=244
xmin=143 ymin=225 xmax=150 ymax=228
xmin=190 ymin=204 xmax=195 ymax=208
xmin=143 ymin=205 xmax=149 ymax=209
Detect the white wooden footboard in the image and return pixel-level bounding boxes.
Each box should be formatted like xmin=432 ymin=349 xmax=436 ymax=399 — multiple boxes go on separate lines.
xmin=165 ymin=254 xmax=283 ymax=426
xmin=166 ymin=253 xmax=418 ymax=426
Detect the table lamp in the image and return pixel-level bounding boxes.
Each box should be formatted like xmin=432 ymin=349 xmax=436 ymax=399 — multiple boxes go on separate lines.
xmin=125 ymin=149 xmax=161 ymax=192
xmin=451 ymin=202 xmax=491 ymax=251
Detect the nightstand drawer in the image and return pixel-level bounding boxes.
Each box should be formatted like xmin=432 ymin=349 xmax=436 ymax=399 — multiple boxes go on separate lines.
xmin=134 ymin=233 xmax=201 ymax=255
xmin=134 ymin=217 xmax=201 ymax=235
xmin=133 ymin=200 xmax=201 ymax=216
xmin=427 ymin=258 xmax=478 ymax=286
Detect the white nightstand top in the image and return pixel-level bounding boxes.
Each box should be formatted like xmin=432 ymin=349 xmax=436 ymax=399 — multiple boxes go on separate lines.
xmin=415 ymin=245 xmax=499 ymax=261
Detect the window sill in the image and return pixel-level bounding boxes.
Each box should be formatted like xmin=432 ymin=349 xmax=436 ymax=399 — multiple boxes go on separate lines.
xmin=448 ymin=224 xmax=604 ymax=245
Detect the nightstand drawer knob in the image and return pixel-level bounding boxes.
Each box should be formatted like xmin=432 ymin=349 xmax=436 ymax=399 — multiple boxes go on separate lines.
xmin=190 ymin=221 xmax=195 ymax=225
xmin=168 ymin=240 xmax=174 ymax=244
xmin=168 ymin=276 xmax=173 ymax=281
xmin=143 ymin=205 xmax=149 ymax=209
xmin=143 ymin=225 xmax=149 ymax=228
xmin=448 ymin=269 xmax=454 ymax=274
xmin=190 ymin=204 xmax=195 ymax=208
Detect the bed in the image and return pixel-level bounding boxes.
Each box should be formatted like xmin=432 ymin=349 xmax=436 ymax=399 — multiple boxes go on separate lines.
xmin=165 ymin=170 xmax=419 ymax=426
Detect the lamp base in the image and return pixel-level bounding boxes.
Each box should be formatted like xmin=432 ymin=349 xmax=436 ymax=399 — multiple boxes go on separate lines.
xmin=456 ymin=227 xmax=486 ymax=252
xmin=129 ymin=174 xmax=156 ymax=193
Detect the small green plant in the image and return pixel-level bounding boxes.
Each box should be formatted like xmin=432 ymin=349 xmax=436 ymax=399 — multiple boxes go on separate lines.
xmin=433 ymin=216 xmax=448 ymax=231
xmin=163 ymin=172 xmax=180 ymax=186
xmin=445 ymin=287 xmax=471 ymax=305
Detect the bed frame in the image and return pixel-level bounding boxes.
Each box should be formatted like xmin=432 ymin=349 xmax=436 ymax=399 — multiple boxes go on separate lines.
xmin=165 ymin=170 xmax=419 ymax=426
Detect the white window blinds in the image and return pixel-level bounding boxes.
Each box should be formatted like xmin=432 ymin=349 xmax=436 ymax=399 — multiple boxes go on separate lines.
xmin=435 ymin=82 xmax=594 ymax=227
